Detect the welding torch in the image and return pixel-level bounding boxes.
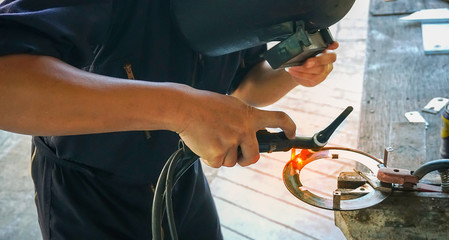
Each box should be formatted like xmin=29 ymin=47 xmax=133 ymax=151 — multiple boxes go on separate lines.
xmin=152 ymin=106 xmax=353 ymax=240
xmin=255 ymin=106 xmax=353 ymax=153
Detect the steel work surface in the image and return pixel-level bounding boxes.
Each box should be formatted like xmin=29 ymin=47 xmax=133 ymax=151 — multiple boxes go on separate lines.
xmin=335 ymin=0 xmax=449 ymax=239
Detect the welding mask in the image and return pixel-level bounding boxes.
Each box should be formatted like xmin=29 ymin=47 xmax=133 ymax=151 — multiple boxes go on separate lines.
xmin=172 ymin=0 xmax=356 ymax=69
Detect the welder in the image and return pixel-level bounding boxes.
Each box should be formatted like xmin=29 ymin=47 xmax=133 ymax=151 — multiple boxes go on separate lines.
xmin=0 ymin=0 xmax=344 ymax=239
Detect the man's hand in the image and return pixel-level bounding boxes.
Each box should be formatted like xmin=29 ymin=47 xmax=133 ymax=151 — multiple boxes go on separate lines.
xmin=176 ymin=88 xmax=296 ymax=168
xmin=232 ymin=42 xmax=339 ymax=107
xmin=286 ymin=42 xmax=339 ymax=87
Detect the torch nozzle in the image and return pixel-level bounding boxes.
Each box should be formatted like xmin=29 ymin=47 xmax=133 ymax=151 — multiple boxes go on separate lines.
xmin=316 ymin=106 xmax=353 ymax=143
xmin=254 ymin=106 xmax=353 ymax=153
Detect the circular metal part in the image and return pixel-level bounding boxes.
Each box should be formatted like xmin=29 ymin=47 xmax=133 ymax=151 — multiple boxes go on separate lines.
xmin=283 ymin=147 xmax=391 ymax=211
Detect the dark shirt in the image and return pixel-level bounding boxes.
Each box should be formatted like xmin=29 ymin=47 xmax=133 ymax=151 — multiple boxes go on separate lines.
xmin=0 ymin=0 xmax=266 ymax=184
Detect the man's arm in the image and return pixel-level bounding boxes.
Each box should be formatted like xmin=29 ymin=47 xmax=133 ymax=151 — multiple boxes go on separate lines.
xmin=0 ymin=54 xmax=296 ymax=167
xmin=0 ymin=54 xmax=186 ymax=135
xmin=233 ymin=42 xmax=338 ymax=107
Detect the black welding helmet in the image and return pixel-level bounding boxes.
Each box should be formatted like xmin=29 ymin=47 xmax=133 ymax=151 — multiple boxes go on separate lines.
xmin=172 ymin=0 xmax=356 ymax=69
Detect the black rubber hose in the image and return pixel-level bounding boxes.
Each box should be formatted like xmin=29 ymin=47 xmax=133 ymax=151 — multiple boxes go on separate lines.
xmin=412 ymin=159 xmax=449 ymax=179
xmin=173 ymin=156 xmax=199 ymax=187
xmin=165 ymin=149 xmax=185 ymax=240
xmin=152 ymin=149 xmax=181 ymax=240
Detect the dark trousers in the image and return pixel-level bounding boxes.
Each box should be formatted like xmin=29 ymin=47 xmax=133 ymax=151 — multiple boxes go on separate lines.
xmin=31 ymin=138 xmax=223 ymax=240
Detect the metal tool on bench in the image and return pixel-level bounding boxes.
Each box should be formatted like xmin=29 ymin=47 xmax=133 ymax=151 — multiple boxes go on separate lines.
xmin=283 ymin=146 xmax=449 ymax=211
xmin=375 ymin=159 xmax=449 ymax=193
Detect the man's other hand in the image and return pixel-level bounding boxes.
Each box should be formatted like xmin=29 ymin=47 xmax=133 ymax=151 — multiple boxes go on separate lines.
xmin=286 ymin=41 xmax=339 ymax=87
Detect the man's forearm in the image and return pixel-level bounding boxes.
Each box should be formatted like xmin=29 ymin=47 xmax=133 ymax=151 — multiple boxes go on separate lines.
xmin=0 ymin=54 xmax=297 ymax=167
xmin=0 ymin=54 xmax=188 ymax=135
xmin=232 ymin=61 xmax=298 ymax=107
xmin=233 ymin=43 xmax=338 ymax=107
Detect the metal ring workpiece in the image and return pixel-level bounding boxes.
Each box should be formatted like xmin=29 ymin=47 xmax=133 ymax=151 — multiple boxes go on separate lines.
xmin=283 ymin=147 xmax=391 ymax=211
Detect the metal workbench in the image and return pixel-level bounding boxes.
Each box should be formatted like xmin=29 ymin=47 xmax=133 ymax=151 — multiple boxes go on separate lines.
xmin=335 ymin=0 xmax=449 ymax=239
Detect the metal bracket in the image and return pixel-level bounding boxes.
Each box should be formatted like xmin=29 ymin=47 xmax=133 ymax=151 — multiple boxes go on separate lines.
xmin=404 ymin=111 xmax=429 ymax=127
xmin=422 ymin=97 xmax=449 ymax=114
